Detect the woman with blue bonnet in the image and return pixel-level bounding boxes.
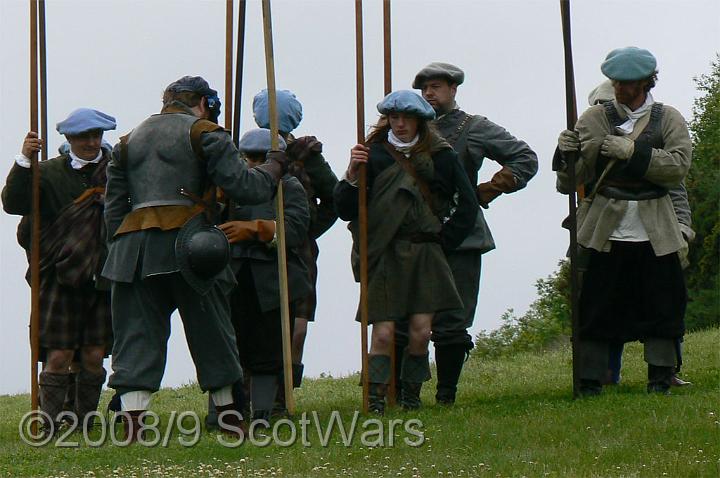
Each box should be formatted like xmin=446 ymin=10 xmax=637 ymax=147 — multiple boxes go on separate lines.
xmin=334 ymin=90 xmax=477 ymax=413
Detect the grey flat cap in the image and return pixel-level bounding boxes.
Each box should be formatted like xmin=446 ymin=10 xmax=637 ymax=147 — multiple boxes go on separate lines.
xmin=412 ymin=62 xmax=465 ymax=89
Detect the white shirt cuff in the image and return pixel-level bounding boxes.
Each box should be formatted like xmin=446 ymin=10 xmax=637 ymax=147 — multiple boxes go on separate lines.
xmin=342 ymin=170 xmax=359 ymax=187
xmin=14 ymin=154 xmax=31 ymax=168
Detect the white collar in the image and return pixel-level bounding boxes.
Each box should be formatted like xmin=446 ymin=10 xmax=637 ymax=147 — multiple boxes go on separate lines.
xmin=388 ymin=130 xmax=419 ymax=157
xmin=617 ymin=92 xmax=654 ymax=134
xmin=69 ymin=149 xmax=103 ymax=170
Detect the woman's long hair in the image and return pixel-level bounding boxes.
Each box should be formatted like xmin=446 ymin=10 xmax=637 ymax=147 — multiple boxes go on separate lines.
xmin=366 ymin=115 xmax=435 ymax=155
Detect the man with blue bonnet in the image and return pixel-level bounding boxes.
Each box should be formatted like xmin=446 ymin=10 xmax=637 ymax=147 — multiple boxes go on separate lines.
xmin=585 ymin=79 xmax=694 ymax=390
xmin=335 ymin=90 xmax=477 ymax=413
xmin=253 ymin=89 xmax=339 ymax=408
xmin=412 ymin=62 xmax=538 ymax=405
xmin=215 ymin=128 xmax=310 ymax=425
xmin=2 ymin=107 xmax=117 ymax=433
xmin=554 ymin=47 xmax=692 ymax=395
xmin=102 ymin=76 xmax=289 ymax=441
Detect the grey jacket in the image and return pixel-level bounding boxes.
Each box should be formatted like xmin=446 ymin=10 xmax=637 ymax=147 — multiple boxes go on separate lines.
xmin=433 ymin=105 xmax=538 ymax=252
xmin=229 ymin=175 xmax=311 ymax=312
xmin=102 ymin=109 xmax=277 ymax=283
xmin=555 ymin=100 xmax=692 ymax=256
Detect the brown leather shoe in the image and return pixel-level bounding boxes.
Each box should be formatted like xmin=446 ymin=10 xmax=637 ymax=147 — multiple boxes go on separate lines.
xmin=671 ymin=375 xmax=692 ymax=387
xmin=123 ymin=410 xmax=145 ymax=443
xmin=216 ymin=404 xmax=248 ymax=438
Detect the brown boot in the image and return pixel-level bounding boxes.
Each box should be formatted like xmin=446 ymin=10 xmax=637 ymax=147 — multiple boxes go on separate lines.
xmin=123 ymin=410 xmax=145 ymax=443
xmin=216 ymin=403 xmax=248 ymax=438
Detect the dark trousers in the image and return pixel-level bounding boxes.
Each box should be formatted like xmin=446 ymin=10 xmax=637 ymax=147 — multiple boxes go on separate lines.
xmin=108 ymin=272 xmax=242 ymax=396
xmin=430 ymin=249 xmax=482 ymax=347
xmin=232 ymin=264 xmax=295 ymax=375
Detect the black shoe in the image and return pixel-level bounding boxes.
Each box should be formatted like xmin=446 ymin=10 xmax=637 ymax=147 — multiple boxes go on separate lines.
xmin=647 ymin=365 xmax=673 ymax=394
xmin=434 ymin=343 xmax=470 ymax=405
xmin=579 ymin=379 xmax=603 ymax=397
xmin=400 ymin=382 xmax=422 ymax=410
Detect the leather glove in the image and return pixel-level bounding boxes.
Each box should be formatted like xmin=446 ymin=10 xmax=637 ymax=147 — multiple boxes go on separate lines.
xmin=218 ymin=220 xmax=276 ymax=244
xmin=677 ymin=236 xmax=690 ymax=270
xmin=557 ymin=129 xmax=580 ymax=153
xmin=601 ymin=135 xmax=634 ymax=160
xmin=255 ymin=150 xmax=289 ymax=182
xmin=476 ymin=167 xmax=518 ymax=209
xmin=476 ymin=183 xmax=502 ymax=209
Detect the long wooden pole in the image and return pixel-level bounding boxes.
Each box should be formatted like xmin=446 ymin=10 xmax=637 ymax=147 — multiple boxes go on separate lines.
xmin=355 ymin=0 xmax=369 ymax=414
xmin=261 ymin=0 xmax=295 ymax=416
xmin=560 ymin=0 xmax=580 ymax=399
xmin=383 ymin=0 xmax=392 ymax=96
xmin=232 ymin=0 xmax=247 ymax=146
xmin=224 ymin=0 xmax=234 ymax=130
xmin=29 ymin=0 xmax=41 ymax=435
xmin=382 ymin=0 xmax=396 ymax=408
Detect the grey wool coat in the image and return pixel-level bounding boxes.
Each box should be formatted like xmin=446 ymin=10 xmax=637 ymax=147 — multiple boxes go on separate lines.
xmin=555 ymin=100 xmax=692 ymax=256
xmin=102 ymin=108 xmax=278 ymax=285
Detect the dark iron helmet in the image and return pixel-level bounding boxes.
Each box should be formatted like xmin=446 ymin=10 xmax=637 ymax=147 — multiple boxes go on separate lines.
xmin=175 ymin=214 xmax=230 ymax=295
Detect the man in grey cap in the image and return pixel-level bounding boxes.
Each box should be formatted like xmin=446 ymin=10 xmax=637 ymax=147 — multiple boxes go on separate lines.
xmin=411 ymin=62 xmax=538 ymax=405
xmin=554 ymin=47 xmax=691 ymax=395
xmin=103 ymin=76 xmax=288 ymax=440
xmin=3 ymin=108 xmax=117 ymax=433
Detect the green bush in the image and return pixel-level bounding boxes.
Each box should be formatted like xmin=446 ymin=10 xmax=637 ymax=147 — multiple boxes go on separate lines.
xmin=474 ymin=260 xmax=571 ymax=359
xmin=686 ymin=55 xmax=720 ymax=331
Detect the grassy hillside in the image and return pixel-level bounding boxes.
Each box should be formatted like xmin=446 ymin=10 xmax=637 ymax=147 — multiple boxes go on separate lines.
xmin=1 ymin=328 xmax=718 ymax=477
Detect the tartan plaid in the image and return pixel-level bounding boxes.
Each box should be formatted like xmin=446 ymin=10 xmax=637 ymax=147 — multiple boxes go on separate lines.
xmin=38 ymin=157 xmax=109 ymax=288
xmin=35 ymin=157 xmax=112 ymax=354
xmin=39 ymin=276 xmax=111 ymax=352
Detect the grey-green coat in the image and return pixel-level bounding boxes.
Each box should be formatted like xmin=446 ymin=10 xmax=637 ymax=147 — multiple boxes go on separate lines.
xmin=555 ymin=100 xmax=692 ymax=256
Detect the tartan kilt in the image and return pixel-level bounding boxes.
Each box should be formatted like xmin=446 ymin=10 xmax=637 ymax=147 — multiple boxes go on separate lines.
xmin=37 ymin=270 xmax=112 ymax=358
xmin=294 ymin=237 xmax=319 ymax=321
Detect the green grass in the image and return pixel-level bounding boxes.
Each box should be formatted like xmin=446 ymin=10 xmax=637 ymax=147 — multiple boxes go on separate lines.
xmin=1 ymin=328 xmax=718 ymax=477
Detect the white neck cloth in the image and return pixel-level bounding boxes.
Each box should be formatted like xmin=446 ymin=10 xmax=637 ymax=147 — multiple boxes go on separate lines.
xmin=617 ymin=92 xmax=654 ymax=135
xmin=387 ymin=130 xmax=419 ymax=157
xmin=69 ymin=149 xmax=103 ymax=170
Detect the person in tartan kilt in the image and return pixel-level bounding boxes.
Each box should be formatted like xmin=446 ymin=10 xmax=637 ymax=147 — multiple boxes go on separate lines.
xmin=2 ymin=108 xmax=117 ymax=432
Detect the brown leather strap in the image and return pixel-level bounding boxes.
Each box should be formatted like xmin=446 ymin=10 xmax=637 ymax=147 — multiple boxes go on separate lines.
xmin=190 ymin=119 xmax=224 ymax=160
xmin=382 ymin=142 xmax=434 ymax=208
xmin=119 ymin=134 xmax=129 ymax=166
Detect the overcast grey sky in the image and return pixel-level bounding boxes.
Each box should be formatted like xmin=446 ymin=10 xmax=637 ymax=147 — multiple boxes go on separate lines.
xmin=1 ymin=0 xmax=718 ymax=395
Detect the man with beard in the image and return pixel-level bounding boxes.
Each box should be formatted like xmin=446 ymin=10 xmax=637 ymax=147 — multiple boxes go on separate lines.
xmin=411 ymin=63 xmax=538 ymax=405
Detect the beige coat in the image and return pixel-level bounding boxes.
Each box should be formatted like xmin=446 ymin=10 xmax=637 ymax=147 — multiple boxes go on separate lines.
xmin=556 ymin=100 xmax=692 ymax=256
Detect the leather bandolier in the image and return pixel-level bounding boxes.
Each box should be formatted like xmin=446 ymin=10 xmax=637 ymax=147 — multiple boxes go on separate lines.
xmin=593 ymin=102 xmax=668 ymax=201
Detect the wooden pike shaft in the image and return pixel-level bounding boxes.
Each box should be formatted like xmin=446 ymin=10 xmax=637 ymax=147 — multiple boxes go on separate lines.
xmin=560 ymin=0 xmax=580 ymax=399
xmin=29 ymin=0 xmax=42 ymax=435
xmin=382 ymin=0 xmax=396 ymax=408
xmin=225 ymin=0 xmax=234 ymax=130
xmin=261 ymin=0 xmax=295 ymax=416
xmin=232 ymin=0 xmax=247 ymax=146
xmin=383 ymin=0 xmax=392 ymax=95
xmin=355 ymin=0 xmax=369 ymax=414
